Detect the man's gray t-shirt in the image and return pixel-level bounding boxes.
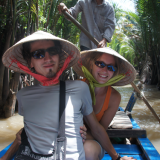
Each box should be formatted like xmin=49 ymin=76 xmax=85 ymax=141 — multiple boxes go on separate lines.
xmin=17 ymin=80 xmax=93 ymax=160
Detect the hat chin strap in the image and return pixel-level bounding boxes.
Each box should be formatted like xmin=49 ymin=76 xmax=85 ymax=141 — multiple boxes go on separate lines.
xmin=10 ymin=55 xmax=73 ymax=86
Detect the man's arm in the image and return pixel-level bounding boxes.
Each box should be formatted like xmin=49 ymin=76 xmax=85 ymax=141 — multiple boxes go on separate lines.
xmin=0 ymin=140 xmax=19 ymax=160
xmin=80 ymin=125 xmax=87 ymax=143
xmin=0 ymin=129 xmax=22 ymax=160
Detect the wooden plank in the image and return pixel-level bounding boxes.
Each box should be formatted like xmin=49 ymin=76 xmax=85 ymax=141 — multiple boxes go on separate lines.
xmin=107 ymin=129 xmax=146 ymax=138
xmin=102 ymin=154 xmax=144 ymax=160
xmin=109 ymin=111 xmax=133 ymax=129
xmin=137 ymin=138 xmax=160 ymax=160
xmin=118 ymin=107 xmax=140 ymax=129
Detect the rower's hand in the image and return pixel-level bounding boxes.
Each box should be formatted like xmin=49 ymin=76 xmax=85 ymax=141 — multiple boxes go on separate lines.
xmin=120 ymin=156 xmax=137 ymax=160
xmin=58 ymin=3 xmax=70 ymax=15
xmin=16 ymin=128 xmax=23 ymax=145
xmin=80 ymin=125 xmax=87 ymax=143
xmin=98 ymin=38 xmax=107 ymax=48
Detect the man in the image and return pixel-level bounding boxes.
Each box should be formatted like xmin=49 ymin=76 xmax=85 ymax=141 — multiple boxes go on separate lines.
xmin=1 ymin=31 xmax=134 ymax=160
xmin=58 ymin=0 xmax=115 ymax=51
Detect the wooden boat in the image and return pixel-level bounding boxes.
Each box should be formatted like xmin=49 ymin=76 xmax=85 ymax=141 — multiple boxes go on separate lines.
xmin=102 ymin=91 xmax=160 ymax=160
xmin=103 ymin=107 xmax=160 ymax=160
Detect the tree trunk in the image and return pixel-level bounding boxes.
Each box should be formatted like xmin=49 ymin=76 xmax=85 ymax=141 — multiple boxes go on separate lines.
xmin=12 ymin=72 xmax=20 ymax=93
xmin=0 ymin=28 xmax=12 ymax=116
xmin=2 ymin=68 xmax=10 ymax=102
xmin=36 ymin=0 xmax=38 ymax=29
xmin=27 ymin=0 xmax=32 ymax=35
xmin=0 ymin=60 xmax=5 ymax=112
xmin=45 ymin=0 xmax=53 ymax=28
xmin=11 ymin=0 xmax=17 ymax=45
xmin=4 ymin=90 xmax=16 ymax=118
xmin=3 ymin=72 xmax=20 ymax=117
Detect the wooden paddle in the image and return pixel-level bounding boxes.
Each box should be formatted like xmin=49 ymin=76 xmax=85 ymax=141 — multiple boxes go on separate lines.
xmin=59 ymin=4 xmax=160 ymax=123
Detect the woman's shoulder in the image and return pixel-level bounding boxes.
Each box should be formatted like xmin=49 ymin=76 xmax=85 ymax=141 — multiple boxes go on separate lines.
xmin=107 ymin=87 xmax=121 ymax=109
xmin=110 ymin=87 xmax=121 ymax=100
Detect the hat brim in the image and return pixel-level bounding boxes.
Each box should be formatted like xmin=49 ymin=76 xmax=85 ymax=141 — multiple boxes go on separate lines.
xmin=73 ymin=47 xmax=136 ymax=86
xmin=2 ymin=31 xmax=80 ymax=73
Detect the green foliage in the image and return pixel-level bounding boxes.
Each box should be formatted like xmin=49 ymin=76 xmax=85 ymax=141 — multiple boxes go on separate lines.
xmin=108 ymin=2 xmax=137 ymax=67
xmin=2 ymin=0 xmax=159 ymax=76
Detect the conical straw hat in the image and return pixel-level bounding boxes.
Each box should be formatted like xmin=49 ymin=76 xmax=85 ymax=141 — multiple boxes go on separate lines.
xmin=73 ymin=47 xmax=136 ymax=86
xmin=2 ymin=31 xmax=80 ymax=73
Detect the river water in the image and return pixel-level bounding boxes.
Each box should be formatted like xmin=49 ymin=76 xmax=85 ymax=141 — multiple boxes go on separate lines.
xmin=0 ymin=80 xmax=160 ymax=154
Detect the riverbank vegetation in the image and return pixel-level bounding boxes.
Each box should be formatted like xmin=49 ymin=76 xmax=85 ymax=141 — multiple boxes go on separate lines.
xmin=0 ymin=0 xmax=160 ymax=118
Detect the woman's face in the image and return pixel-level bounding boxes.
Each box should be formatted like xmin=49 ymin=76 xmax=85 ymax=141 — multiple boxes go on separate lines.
xmin=91 ymin=53 xmax=116 ymax=84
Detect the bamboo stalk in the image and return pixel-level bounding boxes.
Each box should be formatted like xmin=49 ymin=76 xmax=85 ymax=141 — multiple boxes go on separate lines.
xmin=61 ymin=7 xmax=160 ymax=123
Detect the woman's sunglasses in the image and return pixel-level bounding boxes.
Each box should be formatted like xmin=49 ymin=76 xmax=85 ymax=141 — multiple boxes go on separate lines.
xmin=31 ymin=47 xmax=61 ymax=59
xmin=95 ymin=61 xmax=117 ymax=72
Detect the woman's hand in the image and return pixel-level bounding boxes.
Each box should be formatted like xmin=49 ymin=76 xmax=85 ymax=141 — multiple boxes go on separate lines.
xmin=16 ymin=128 xmax=23 ymax=145
xmin=80 ymin=125 xmax=87 ymax=143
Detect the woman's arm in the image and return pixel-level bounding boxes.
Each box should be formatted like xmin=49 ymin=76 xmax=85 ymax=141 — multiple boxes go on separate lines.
xmin=84 ymin=112 xmax=136 ymax=160
xmin=84 ymin=111 xmax=119 ymax=160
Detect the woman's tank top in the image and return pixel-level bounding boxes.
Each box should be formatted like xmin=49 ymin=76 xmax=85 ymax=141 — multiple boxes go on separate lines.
xmin=81 ymin=78 xmax=112 ymax=121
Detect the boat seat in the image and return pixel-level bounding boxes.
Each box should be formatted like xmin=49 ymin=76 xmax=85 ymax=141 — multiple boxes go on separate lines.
xmin=108 ymin=111 xmax=133 ymax=129
xmin=107 ymin=111 xmax=146 ymax=138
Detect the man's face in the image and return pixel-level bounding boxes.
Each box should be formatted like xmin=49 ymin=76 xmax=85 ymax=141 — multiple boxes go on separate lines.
xmin=30 ymin=40 xmax=59 ymax=78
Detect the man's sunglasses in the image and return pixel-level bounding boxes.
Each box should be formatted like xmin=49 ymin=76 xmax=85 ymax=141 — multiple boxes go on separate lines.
xmin=95 ymin=61 xmax=117 ymax=72
xmin=31 ymin=47 xmax=61 ymax=59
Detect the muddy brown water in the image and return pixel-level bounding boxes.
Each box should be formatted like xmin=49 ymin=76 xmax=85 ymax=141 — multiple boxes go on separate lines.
xmin=116 ymin=83 xmax=160 ymax=154
xmin=0 ymin=82 xmax=160 ymax=154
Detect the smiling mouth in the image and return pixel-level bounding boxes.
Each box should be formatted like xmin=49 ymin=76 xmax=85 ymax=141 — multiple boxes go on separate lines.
xmin=43 ymin=64 xmax=54 ymax=68
xmin=99 ymin=74 xmax=108 ymax=78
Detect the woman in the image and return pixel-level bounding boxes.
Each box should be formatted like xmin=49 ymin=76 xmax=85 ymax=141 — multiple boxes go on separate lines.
xmin=73 ymin=47 xmax=136 ymax=160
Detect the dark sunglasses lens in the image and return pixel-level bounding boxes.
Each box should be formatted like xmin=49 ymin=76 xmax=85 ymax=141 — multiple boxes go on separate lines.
xmin=47 ymin=48 xmax=58 ymax=56
xmin=32 ymin=50 xmax=45 ymax=59
xmin=107 ymin=66 xmax=114 ymax=71
xmin=95 ymin=61 xmax=117 ymax=72
xmin=95 ymin=61 xmax=105 ymax=68
xmin=107 ymin=65 xmax=117 ymax=72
